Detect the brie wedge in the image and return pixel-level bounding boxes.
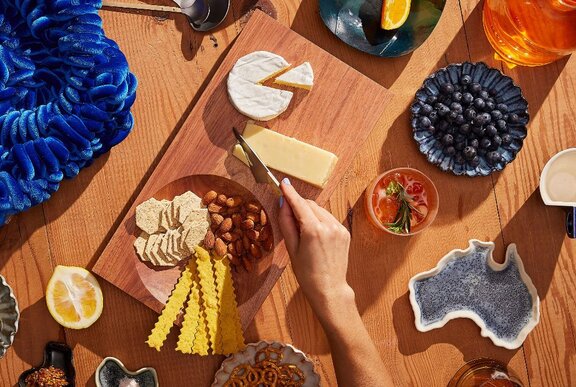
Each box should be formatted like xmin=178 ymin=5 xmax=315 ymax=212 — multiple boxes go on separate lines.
xmin=274 ymin=62 xmax=314 ymax=90
xmin=227 ymin=51 xmax=294 ymax=121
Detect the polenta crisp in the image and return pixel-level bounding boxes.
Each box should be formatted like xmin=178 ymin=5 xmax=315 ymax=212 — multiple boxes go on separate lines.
xmin=194 ymin=246 xmax=221 ymax=354
xmin=146 ymin=262 xmax=194 ymax=351
xmin=176 ymin=260 xmax=203 ymax=354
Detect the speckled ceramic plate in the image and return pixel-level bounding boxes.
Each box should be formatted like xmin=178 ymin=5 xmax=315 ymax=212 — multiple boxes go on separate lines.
xmin=411 ymin=62 xmax=529 ymax=176
xmin=96 ymin=357 xmax=158 ymax=387
xmin=319 ymin=0 xmax=445 ymax=57
xmin=408 ymin=240 xmax=540 ymax=350
xmin=212 ymin=341 xmax=320 ymax=386
xmin=0 ymin=274 xmax=19 ymax=359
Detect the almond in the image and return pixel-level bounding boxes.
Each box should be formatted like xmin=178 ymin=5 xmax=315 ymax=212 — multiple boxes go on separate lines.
xmin=242 ymin=235 xmax=251 ymax=250
xmin=211 ymin=213 xmax=224 ymax=226
xmin=228 ymin=253 xmax=241 ymax=267
xmin=208 ymin=203 xmax=223 ymax=213
xmin=219 ymin=217 xmax=233 ymax=233
xmin=235 ymin=239 xmax=244 ymax=254
xmin=202 ymin=190 xmax=217 ymax=205
xmin=228 ymin=243 xmax=236 ymax=255
xmin=246 ymin=202 xmax=260 ymax=213
xmin=232 ymin=213 xmax=243 ymax=228
xmin=221 ymin=232 xmax=234 ymax=242
xmin=247 ymin=229 xmax=259 ymax=241
xmin=217 ymin=194 xmax=228 ymax=205
xmin=226 ymin=196 xmax=243 ymax=208
xmin=241 ymin=219 xmax=254 ymax=230
xmin=203 ymin=230 xmax=215 ymax=249
xmin=260 ymin=209 xmax=268 ymax=226
xmin=249 ymin=244 xmax=262 ymax=258
xmin=215 ymin=238 xmax=227 ymax=257
xmin=246 ymin=212 xmax=259 ymax=223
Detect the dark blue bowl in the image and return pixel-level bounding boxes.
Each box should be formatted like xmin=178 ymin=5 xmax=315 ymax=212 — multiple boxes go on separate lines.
xmin=319 ymin=0 xmax=445 ymax=57
xmin=411 ymin=62 xmax=529 ymax=177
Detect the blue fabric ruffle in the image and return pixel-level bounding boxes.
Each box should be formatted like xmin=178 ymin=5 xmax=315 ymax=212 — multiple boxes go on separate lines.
xmin=0 ymin=0 xmax=137 ymax=224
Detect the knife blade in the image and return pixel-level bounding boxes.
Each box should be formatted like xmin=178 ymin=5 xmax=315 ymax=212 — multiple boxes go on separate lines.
xmin=232 ymin=127 xmax=281 ymax=194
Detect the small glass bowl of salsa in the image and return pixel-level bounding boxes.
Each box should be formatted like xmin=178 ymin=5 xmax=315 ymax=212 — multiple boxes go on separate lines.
xmin=364 ymin=168 xmax=439 ymax=236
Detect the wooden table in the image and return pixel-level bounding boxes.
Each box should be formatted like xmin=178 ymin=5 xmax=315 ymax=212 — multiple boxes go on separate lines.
xmin=1 ymin=0 xmax=574 ymax=385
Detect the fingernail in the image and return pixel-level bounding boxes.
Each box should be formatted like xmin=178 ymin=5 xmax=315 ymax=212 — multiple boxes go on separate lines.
xmin=282 ymin=178 xmax=291 ymax=186
xmin=279 ymin=196 xmax=284 ymax=208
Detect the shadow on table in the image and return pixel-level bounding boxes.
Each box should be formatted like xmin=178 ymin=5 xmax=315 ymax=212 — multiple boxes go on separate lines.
xmin=392 ymin=189 xmax=565 ymax=360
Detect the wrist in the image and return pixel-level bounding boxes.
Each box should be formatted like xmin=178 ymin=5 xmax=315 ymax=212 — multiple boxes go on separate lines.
xmin=306 ymin=284 xmax=358 ymax=330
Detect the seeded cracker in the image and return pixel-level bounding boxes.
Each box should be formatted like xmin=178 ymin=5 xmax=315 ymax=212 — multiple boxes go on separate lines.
xmin=134 ymin=231 xmax=149 ymax=261
xmin=194 ymin=246 xmax=221 ymax=354
xmin=135 ymin=198 xmax=165 ymax=234
xmin=173 ymin=191 xmax=202 ymax=224
xmin=146 ymin=262 xmax=194 ymax=351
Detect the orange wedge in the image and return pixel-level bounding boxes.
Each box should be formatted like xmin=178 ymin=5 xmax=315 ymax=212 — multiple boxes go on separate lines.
xmin=381 ymin=0 xmax=411 ymax=30
xmin=46 ymin=266 xmax=103 ymax=329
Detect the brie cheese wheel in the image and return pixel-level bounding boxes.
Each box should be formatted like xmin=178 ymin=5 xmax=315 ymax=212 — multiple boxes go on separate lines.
xmin=230 ymin=51 xmax=290 ymax=83
xmin=227 ymin=51 xmax=293 ymax=121
xmin=274 ymin=62 xmax=314 ymax=90
xmin=227 ymin=73 xmax=293 ymax=121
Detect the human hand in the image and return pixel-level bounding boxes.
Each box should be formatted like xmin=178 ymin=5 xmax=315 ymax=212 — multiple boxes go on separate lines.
xmin=277 ymin=178 xmax=355 ymax=323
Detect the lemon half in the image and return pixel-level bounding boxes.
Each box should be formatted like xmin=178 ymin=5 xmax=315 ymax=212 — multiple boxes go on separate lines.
xmin=46 ymin=266 xmax=103 ymax=329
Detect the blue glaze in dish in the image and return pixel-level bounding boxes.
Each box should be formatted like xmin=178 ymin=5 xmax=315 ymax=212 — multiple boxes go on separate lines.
xmin=411 ymin=62 xmax=529 ymax=176
xmin=409 ymin=240 xmax=540 ymax=350
xmin=319 ymin=0 xmax=445 ymax=57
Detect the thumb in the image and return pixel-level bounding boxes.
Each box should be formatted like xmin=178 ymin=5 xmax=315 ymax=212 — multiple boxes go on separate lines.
xmin=278 ymin=184 xmax=299 ymax=257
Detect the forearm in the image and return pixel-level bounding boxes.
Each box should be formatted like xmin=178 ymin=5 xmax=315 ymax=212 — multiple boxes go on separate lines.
xmin=312 ymin=288 xmax=394 ymax=387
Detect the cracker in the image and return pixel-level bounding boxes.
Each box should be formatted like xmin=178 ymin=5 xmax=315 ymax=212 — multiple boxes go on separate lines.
xmin=216 ymin=256 xmax=245 ymax=353
xmin=135 ymin=198 xmax=164 ymax=234
xmin=159 ymin=208 xmax=171 ymax=231
xmin=176 ymin=260 xmax=204 ymax=354
xmin=146 ymin=262 xmax=194 ymax=351
xmin=155 ymin=233 xmax=175 ymax=266
xmin=134 ymin=231 xmax=149 ymax=262
xmin=182 ymin=209 xmax=210 ymax=252
xmin=174 ymin=191 xmax=202 ymax=224
xmin=144 ymin=234 xmax=161 ymax=265
xmin=194 ymin=246 xmax=220 ymax=354
xmin=148 ymin=234 xmax=164 ymax=265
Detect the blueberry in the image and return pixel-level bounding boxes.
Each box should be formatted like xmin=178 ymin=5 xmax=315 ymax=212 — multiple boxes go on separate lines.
xmin=464 ymin=108 xmax=477 ymax=121
xmin=491 ymin=110 xmax=503 ymax=121
xmin=485 ymin=124 xmax=498 ymax=137
xmin=479 ymin=90 xmax=490 ymax=100
xmin=420 ymin=116 xmax=432 ymax=128
xmin=478 ymin=148 xmax=487 ymax=157
xmin=491 ymin=135 xmax=502 ymax=149
xmin=485 ymin=100 xmax=496 ymax=111
xmin=469 ymin=139 xmax=479 ymax=149
xmin=429 ymin=111 xmax=438 ymax=122
xmin=496 ymin=103 xmax=508 ymax=112
xmin=455 ymin=114 xmax=466 ymax=125
xmin=487 ymin=151 xmax=501 ymax=164
xmin=452 ymin=91 xmax=463 ymax=102
xmin=472 ymin=125 xmax=486 ymax=136
xmin=470 ymin=82 xmax=482 ymax=94
xmin=463 ymin=146 xmax=477 ymax=160
xmin=480 ymin=138 xmax=492 ymax=149
xmin=469 ymin=156 xmax=481 ymax=167
xmin=411 ymin=104 xmax=421 ymax=115
xmin=448 ymin=111 xmax=459 ymax=121
xmin=501 ymin=133 xmax=513 ymax=145
xmin=455 ymin=141 xmax=466 ymax=151
xmin=450 ymin=102 xmax=463 ymax=113
xmin=445 ymin=126 xmax=457 ymax=135
xmin=489 ymin=88 xmax=498 ymax=96
xmin=444 ymin=146 xmax=456 ymax=156
xmin=442 ymin=134 xmax=454 ymax=146
xmin=496 ymin=119 xmax=507 ymax=130
xmin=473 ymin=98 xmax=485 ymax=110
xmin=434 ymin=131 xmax=444 ymax=139
xmin=461 ymin=75 xmax=472 ymax=85
xmin=441 ymin=83 xmax=455 ymax=94
xmin=473 ymin=115 xmax=485 ymax=126
xmin=462 ymin=92 xmax=474 ymax=104
xmin=479 ymin=112 xmax=492 ymax=124
xmin=427 ymin=125 xmax=436 ymax=134
xmin=422 ymin=104 xmax=433 ymax=115
xmin=426 ymin=95 xmax=438 ymax=104
xmin=455 ymin=133 xmax=466 ymax=143
xmin=508 ymin=113 xmax=520 ymax=123
xmin=438 ymin=120 xmax=449 ymax=131
xmin=437 ymin=104 xmax=450 ymax=116
xmin=459 ymin=123 xmax=471 ymax=134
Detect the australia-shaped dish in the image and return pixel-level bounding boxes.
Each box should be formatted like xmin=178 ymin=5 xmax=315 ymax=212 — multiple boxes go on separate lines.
xmin=319 ymin=0 xmax=445 ymax=57
xmin=408 ymin=240 xmax=540 ymax=350
xmin=0 ymin=274 xmax=19 ymax=358
xmin=96 ymin=357 xmax=158 ymax=387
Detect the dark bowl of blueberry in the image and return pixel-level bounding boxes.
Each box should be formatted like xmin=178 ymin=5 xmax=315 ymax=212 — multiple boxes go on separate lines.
xmin=411 ymin=62 xmax=529 ymax=176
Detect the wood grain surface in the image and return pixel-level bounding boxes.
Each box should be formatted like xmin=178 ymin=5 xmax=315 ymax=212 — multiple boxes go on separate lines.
xmin=1 ymin=0 xmax=574 ymax=386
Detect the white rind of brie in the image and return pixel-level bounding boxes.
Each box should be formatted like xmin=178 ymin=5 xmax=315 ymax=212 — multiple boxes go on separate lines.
xmin=227 ymin=73 xmax=293 ymax=121
xmin=230 ymin=51 xmax=290 ymax=84
xmin=274 ymin=62 xmax=314 ymax=90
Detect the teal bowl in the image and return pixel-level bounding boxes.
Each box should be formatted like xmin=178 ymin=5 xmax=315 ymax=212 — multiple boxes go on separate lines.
xmin=319 ymin=0 xmax=445 ymax=57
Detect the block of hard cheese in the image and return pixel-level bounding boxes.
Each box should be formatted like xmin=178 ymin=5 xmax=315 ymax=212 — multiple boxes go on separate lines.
xmin=233 ymin=123 xmax=338 ymax=188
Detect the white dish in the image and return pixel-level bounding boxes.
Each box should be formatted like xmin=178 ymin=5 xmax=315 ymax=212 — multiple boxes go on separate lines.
xmin=96 ymin=357 xmax=158 ymax=387
xmin=408 ymin=240 xmax=540 ymax=350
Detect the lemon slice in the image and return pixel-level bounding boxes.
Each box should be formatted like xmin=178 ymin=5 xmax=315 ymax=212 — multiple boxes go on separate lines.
xmin=381 ymin=0 xmax=411 ymax=30
xmin=46 ymin=266 xmax=103 ymax=329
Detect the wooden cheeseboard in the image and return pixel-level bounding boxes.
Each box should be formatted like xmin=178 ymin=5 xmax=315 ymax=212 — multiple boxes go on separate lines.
xmin=93 ymin=10 xmax=392 ymax=329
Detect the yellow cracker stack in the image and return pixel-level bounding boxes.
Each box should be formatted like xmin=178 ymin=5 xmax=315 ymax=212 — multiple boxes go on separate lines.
xmin=194 ymin=246 xmax=222 ymax=354
xmin=146 ymin=262 xmax=194 ymax=351
xmin=214 ymin=256 xmax=245 ymax=354
xmin=176 ymin=260 xmax=206 ymax=354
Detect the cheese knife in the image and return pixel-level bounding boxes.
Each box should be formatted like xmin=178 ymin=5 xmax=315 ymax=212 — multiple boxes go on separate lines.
xmin=232 ymin=127 xmax=281 ymax=195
